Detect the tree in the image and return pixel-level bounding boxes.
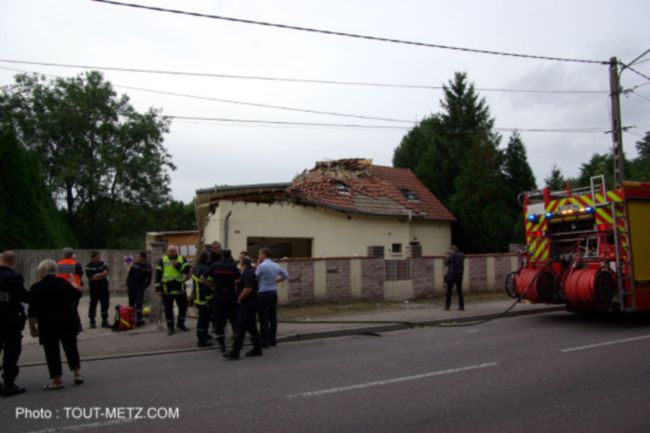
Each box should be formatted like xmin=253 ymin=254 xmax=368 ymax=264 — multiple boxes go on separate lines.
xmin=630 ymin=131 xmax=650 ymax=181
xmin=2 ymin=71 xmax=175 ymax=247
xmin=0 ymin=123 xmax=74 ymax=249
xmin=502 ymin=131 xmax=536 ymax=243
xmin=394 ymin=72 xmax=511 ymax=252
xmin=544 ymin=164 xmax=566 ymax=190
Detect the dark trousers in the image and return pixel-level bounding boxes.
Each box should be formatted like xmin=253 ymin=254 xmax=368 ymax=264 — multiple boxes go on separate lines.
xmin=42 ymin=333 xmax=80 ymax=379
xmin=257 ymin=291 xmax=278 ymax=346
xmin=196 ymin=304 xmax=212 ymax=341
xmin=213 ymin=296 xmax=238 ymax=338
xmin=163 ymin=294 xmax=188 ymax=329
xmin=88 ymin=286 xmax=110 ymax=320
xmin=127 ymin=286 xmax=145 ymax=322
xmin=445 ymin=273 xmax=465 ymax=309
xmin=232 ymin=302 xmax=261 ymax=355
xmin=0 ymin=319 xmax=24 ymax=386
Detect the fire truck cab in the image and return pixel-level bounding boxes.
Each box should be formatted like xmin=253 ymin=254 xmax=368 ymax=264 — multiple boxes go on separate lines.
xmin=514 ymin=176 xmax=650 ymax=312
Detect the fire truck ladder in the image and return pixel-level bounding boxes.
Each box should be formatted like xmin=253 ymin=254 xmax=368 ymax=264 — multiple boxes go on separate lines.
xmin=590 ymin=175 xmax=633 ymax=311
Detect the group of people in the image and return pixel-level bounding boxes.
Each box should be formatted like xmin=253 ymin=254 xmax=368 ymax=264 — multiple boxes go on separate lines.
xmin=155 ymin=241 xmax=288 ymax=360
xmin=0 ymin=250 xmax=84 ymax=398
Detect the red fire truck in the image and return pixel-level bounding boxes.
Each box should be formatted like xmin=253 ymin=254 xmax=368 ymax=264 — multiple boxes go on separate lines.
xmin=511 ymin=176 xmax=650 ymax=312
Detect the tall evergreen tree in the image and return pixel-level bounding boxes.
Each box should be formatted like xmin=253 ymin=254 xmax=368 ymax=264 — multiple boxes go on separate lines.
xmin=630 ymin=131 xmax=650 ymax=181
xmin=544 ymin=164 xmax=566 ymax=190
xmin=502 ymin=132 xmax=536 ymax=243
xmin=0 ymin=124 xmax=74 ymax=249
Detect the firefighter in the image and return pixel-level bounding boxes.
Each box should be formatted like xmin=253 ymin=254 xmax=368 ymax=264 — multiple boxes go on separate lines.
xmin=56 ymin=248 xmax=83 ymax=332
xmin=126 ymin=252 xmax=151 ymax=327
xmin=224 ymin=256 xmax=262 ymax=360
xmin=191 ymin=252 xmax=213 ymax=347
xmin=0 ymin=251 xmax=29 ymax=397
xmin=155 ymin=245 xmax=191 ymax=335
xmin=85 ymin=251 xmax=111 ymax=328
xmin=209 ymin=241 xmax=222 ymax=265
xmin=207 ymin=249 xmax=240 ymax=352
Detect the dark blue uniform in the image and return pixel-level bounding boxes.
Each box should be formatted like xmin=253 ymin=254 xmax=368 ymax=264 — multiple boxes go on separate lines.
xmin=192 ymin=262 xmax=213 ymax=346
xmin=126 ymin=262 xmax=151 ymax=324
xmin=225 ymin=266 xmax=262 ymax=359
xmin=208 ymin=260 xmax=240 ymax=351
xmin=85 ymin=260 xmax=110 ymax=325
xmin=0 ymin=265 xmax=28 ymax=395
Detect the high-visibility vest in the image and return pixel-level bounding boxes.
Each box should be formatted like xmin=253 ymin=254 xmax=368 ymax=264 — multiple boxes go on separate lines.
xmin=56 ymin=258 xmax=81 ymax=288
xmin=191 ymin=273 xmax=213 ymax=306
xmin=159 ymin=255 xmax=188 ymax=295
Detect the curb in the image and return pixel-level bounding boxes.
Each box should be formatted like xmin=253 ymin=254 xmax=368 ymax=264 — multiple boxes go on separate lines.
xmin=19 ymin=305 xmax=565 ymax=368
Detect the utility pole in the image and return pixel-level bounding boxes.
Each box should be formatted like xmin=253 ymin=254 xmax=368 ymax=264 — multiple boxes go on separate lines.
xmin=609 ymin=57 xmax=625 ymax=187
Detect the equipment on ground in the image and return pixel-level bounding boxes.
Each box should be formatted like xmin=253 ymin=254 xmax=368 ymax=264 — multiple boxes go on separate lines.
xmin=112 ymin=305 xmax=136 ymax=331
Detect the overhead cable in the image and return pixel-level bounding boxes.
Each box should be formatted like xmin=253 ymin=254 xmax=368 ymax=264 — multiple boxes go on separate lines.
xmin=91 ymin=0 xmax=608 ymax=65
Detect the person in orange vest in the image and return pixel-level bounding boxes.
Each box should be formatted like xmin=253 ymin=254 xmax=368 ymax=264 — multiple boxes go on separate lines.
xmin=56 ymin=248 xmax=84 ymax=332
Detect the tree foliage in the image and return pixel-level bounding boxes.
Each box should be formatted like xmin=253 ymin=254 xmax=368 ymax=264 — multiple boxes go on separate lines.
xmin=544 ymin=164 xmax=565 ymax=190
xmin=0 ymin=122 xmax=74 ymax=249
xmin=1 ymin=71 xmax=178 ymax=248
xmin=393 ymin=72 xmax=530 ymax=252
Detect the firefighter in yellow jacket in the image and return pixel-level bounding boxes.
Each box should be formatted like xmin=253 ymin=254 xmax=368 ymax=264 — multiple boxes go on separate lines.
xmin=155 ymin=245 xmax=191 ymax=335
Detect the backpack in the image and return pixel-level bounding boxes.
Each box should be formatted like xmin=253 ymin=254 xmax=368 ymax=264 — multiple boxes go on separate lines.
xmin=112 ymin=305 xmax=135 ymax=331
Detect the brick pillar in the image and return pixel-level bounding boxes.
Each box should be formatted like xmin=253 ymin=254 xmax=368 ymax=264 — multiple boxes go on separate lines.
xmin=148 ymin=241 xmax=166 ymax=328
xmin=367 ymin=245 xmax=385 ymax=258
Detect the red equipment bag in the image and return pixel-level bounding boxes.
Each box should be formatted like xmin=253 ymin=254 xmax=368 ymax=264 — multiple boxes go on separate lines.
xmin=112 ymin=305 xmax=135 ymax=331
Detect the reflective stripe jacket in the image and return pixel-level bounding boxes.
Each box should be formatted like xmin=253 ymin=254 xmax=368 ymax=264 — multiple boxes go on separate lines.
xmin=155 ymin=255 xmax=190 ymax=295
xmin=56 ymin=258 xmax=83 ymax=289
xmin=191 ymin=262 xmax=213 ymax=306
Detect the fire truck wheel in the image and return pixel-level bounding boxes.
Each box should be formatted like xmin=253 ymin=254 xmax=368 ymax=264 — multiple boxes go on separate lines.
xmin=505 ymin=272 xmax=518 ymax=298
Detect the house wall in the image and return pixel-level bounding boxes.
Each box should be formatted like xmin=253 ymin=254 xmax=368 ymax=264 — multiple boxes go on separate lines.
xmin=273 ymin=253 xmax=517 ymax=305
xmin=203 ymin=201 xmax=451 ymax=258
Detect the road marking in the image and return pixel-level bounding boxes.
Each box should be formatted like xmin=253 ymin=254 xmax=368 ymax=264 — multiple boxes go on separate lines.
xmin=286 ymin=362 xmax=498 ymax=399
xmin=561 ymin=334 xmax=650 ymax=353
xmin=26 ymin=419 xmax=136 ymax=433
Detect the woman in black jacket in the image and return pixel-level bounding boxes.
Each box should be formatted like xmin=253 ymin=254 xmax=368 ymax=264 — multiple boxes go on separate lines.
xmin=29 ymin=259 xmax=84 ymax=390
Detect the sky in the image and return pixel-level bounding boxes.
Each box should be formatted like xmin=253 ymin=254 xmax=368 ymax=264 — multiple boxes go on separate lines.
xmin=1 ymin=0 xmax=649 ymax=202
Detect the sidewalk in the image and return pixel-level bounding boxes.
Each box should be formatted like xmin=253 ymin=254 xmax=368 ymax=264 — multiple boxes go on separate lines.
xmin=18 ymin=294 xmax=563 ymax=367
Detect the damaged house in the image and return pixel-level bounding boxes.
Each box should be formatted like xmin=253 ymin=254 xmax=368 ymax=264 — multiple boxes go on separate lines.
xmin=195 ymin=159 xmax=455 ymax=258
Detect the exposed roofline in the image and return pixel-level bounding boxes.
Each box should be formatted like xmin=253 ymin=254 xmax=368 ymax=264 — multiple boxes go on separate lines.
xmin=196 ymin=182 xmax=291 ymax=195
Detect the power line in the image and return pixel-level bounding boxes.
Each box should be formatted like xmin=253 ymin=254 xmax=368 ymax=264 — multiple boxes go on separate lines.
xmin=625 ymin=48 xmax=650 ymax=68
xmin=91 ymin=0 xmax=608 ymax=65
xmin=623 ymin=65 xmax=650 ymax=82
xmin=0 ymin=58 xmax=608 ymax=94
xmin=0 ymin=65 xmax=619 ymax=134
xmin=631 ymin=91 xmax=650 ymax=104
xmin=168 ymin=115 xmax=614 ymax=133
xmin=0 ymin=65 xmax=414 ymax=124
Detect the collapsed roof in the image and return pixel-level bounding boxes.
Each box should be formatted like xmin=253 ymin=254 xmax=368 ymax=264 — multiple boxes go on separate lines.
xmin=195 ymin=158 xmax=455 ymax=234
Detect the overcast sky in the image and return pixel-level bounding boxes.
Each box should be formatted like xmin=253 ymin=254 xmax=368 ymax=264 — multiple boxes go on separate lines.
xmin=1 ymin=0 xmax=649 ymax=202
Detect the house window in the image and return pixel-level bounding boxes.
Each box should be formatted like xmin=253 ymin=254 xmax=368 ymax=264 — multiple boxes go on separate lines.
xmin=335 ymin=181 xmax=349 ymax=193
xmin=400 ymin=188 xmax=419 ymax=202
xmin=385 ymin=260 xmax=410 ymax=280
xmin=391 ymin=243 xmax=403 ymax=254
xmin=335 ymin=181 xmax=350 ymax=194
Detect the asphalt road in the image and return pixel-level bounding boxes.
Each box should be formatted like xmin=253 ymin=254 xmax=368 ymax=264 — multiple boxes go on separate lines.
xmin=3 ymin=311 xmax=650 ymax=433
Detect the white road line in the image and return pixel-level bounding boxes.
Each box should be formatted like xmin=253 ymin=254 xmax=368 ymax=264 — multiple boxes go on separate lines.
xmin=561 ymin=334 xmax=650 ymax=353
xmin=26 ymin=419 xmax=136 ymax=433
xmin=286 ymin=362 xmax=499 ymax=399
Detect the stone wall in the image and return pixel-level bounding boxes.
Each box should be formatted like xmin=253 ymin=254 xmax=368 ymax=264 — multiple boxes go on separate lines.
xmin=274 ymin=253 xmax=518 ymax=306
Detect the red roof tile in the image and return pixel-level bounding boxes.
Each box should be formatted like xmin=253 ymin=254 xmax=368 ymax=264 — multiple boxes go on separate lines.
xmin=289 ymin=159 xmax=455 ymax=222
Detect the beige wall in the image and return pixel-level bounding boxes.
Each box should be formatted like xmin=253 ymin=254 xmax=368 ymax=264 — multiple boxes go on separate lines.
xmin=203 ymin=201 xmax=451 ymax=258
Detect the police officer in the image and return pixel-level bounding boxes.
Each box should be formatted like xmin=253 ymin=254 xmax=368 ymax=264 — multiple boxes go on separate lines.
xmin=85 ymin=251 xmax=111 ymax=328
xmin=191 ymin=252 xmax=213 ymax=347
xmin=155 ymin=245 xmax=191 ymax=335
xmin=0 ymin=251 xmax=29 ymax=397
xmin=207 ymin=249 xmax=240 ymax=352
xmin=224 ymin=256 xmax=263 ymax=360
xmin=126 ymin=252 xmax=151 ymax=327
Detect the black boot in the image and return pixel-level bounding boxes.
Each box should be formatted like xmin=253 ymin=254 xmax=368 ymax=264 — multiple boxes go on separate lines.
xmin=167 ymin=327 xmax=175 ymax=336
xmin=246 ymin=336 xmax=263 ymax=357
xmin=101 ymin=319 xmax=111 ymax=329
xmin=89 ymin=318 xmax=97 ymax=329
xmin=198 ymin=339 xmax=214 ymax=347
xmin=223 ymin=350 xmax=240 ymax=360
xmin=217 ymin=337 xmax=226 ymax=353
xmin=177 ymin=322 xmax=189 ymax=332
xmin=2 ymin=383 xmax=26 ymax=398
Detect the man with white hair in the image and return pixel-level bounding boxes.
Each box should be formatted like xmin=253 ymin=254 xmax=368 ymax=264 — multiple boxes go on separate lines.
xmin=155 ymin=245 xmax=191 ymax=335
xmin=0 ymin=251 xmax=29 ymax=397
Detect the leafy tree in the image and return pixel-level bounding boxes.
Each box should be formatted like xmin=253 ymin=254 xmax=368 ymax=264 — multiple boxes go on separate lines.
xmin=0 ymin=123 xmax=74 ymax=249
xmin=544 ymin=164 xmax=566 ymax=190
xmin=2 ymin=72 xmax=175 ymax=247
xmin=630 ymin=131 xmax=650 ymax=181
